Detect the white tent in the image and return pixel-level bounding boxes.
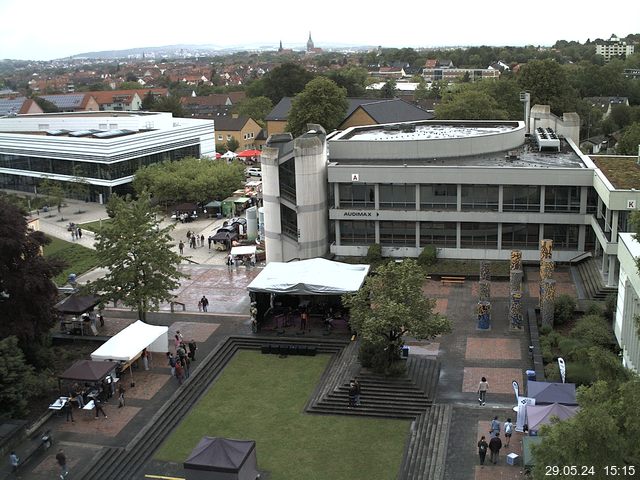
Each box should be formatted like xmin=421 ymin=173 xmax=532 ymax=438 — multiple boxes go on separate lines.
xmin=221 ymin=151 xmax=238 ymax=159
xmin=247 ymin=258 xmax=370 ymax=295
xmin=91 ymin=320 xmax=168 ymax=362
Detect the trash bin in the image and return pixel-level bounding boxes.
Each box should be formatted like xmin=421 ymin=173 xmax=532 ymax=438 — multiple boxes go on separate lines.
xmin=526 ymin=370 xmax=536 ymax=382
xmin=401 ymin=346 xmax=409 ymax=359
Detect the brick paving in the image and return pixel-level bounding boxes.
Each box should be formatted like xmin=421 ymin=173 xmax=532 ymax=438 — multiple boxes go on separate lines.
xmin=471 ymin=281 xmax=512 ymax=298
xmin=465 ymin=338 xmax=522 ymax=360
xmin=125 ymin=373 xmax=172 ymax=400
xmin=168 ymin=321 xmax=220 ymax=345
xmin=462 ymin=367 xmax=525 ymax=394
xmin=54 ymin=405 xmax=142 ymax=436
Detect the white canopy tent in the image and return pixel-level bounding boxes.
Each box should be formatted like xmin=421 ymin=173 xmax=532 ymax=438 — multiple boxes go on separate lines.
xmin=231 ymin=245 xmax=257 ymax=257
xmin=91 ymin=320 xmax=168 ymax=362
xmin=247 ymin=258 xmax=370 ymax=295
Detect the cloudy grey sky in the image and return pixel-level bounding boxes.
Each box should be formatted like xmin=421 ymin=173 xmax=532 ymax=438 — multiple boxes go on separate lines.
xmin=1 ymin=0 xmax=639 ymax=60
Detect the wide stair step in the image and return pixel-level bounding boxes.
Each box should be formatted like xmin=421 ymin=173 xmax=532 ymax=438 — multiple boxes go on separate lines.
xmin=576 ymin=258 xmax=617 ymax=300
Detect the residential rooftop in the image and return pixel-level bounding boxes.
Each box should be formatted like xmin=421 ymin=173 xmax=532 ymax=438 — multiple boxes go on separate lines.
xmin=591 ymin=155 xmax=640 ymax=190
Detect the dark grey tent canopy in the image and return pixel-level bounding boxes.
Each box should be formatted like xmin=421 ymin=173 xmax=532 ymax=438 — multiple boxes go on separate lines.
xmin=184 ymin=437 xmax=258 ymax=480
xmin=59 ymin=360 xmax=117 ymax=383
xmin=205 ymin=200 xmax=222 ymax=208
xmin=54 ymin=294 xmax=101 ymax=314
xmin=174 ymin=202 xmax=199 ymax=212
xmin=526 ymin=380 xmax=578 ymax=405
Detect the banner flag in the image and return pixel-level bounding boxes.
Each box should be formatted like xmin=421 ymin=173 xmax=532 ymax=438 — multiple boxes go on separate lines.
xmin=558 ymin=357 xmax=566 ymax=383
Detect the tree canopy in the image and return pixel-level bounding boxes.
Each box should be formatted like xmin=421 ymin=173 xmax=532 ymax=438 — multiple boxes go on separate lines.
xmin=326 ymin=66 xmax=370 ymax=97
xmin=246 ymin=63 xmax=314 ymax=104
xmin=517 ymin=59 xmax=579 ymax=115
xmin=91 ymin=193 xmax=186 ymax=321
xmin=236 ymin=96 xmax=273 ymax=126
xmin=532 ymin=378 xmax=640 ymax=479
xmin=286 ymin=77 xmax=348 ymax=137
xmin=436 ymin=89 xmax=509 ymax=120
xmin=343 ymin=260 xmax=451 ymax=370
xmin=617 ymin=122 xmax=640 ymax=155
xmin=150 ymin=95 xmax=184 ymax=117
xmin=132 ymin=157 xmax=244 ymax=206
xmin=0 ymin=198 xmax=63 ymax=359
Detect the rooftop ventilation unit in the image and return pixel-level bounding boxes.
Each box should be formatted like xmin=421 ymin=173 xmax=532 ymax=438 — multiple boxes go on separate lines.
xmin=534 ymin=127 xmax=560 ymax=152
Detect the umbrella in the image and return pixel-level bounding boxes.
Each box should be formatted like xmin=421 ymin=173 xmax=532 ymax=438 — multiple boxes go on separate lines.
xmin=215 ymin=152 xmax=222 ymax=159
xmin=237 ymin=149 xmax=261 ymax=158
xmin=221 ymin=151 xmax=238 ymax=159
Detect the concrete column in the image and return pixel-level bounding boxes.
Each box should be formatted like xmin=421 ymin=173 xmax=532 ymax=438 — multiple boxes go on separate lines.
xmin=540 ymin=185 xmax=546 ymax=213
xmin=333 ymin=183 xmax=340 ymax=208
xmin=415 ymin=184 xmax=420 ymax=211
xmin=602 ymin=253 xmax=609 ymax=276
xmin=611 ymin=210 xmax=619 ymax=240
xmin=497 ymin=223 xmax=503 ymax=250
xmin=375 ymin=221 xmax=380 ymax=244
xmin=541 ymin=279 xmax=556 ymax=328
xmin=457 ymin=184 xmax=462 ymax=212
xmin=578 ymin=225 xmax=586 ymax=251
xmin=608 ymin=256 xmax=618 ymax=287
xmin=479 ymin=280 xmax=491 ymax=301
xmin=334 ymin=220 xmax=341 ymax=247
xmin=374 ymin=184 xmax=380 ymax=210
xmin=579 ymin=186 xmax=588 ymax=215
xmin=605 ymin=208 xmax=612 ymax=233
xmin=415 ymin=222 xmax=420 ymax=249
xmin=498 ymin=185 xmax=504 ymax=213
xmin=597 ymin=196 xmax=603 ymax=219
xmin=261 ymin=145 xmax=283 ymax=263
xmin=456 ymin=222 xmax=461 ymax=249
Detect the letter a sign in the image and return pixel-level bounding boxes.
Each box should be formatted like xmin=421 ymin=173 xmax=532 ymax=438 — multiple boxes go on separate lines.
xmin=351 ymin=173 xmax=360 ymax=182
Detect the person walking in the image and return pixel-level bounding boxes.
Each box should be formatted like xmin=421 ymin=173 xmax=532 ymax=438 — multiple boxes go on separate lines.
xmin=94 ymin=398 xmax=107 ymax=419
xmin=77 ymin=227 xmax=82 ymax=239
xmin=477 ymin=436 xmax=488 ymax=465
xmin=504 ymin=418 xmax=514 ymax=447
xmin=489 ymin=433 xmax=502 ymax=464
xmin=178 ymin=240 xmax=184 ymax=255
xmin=348 ymin=381 xmax=357 ymax=408
xmin=490 ymin=416 xmax=500 ymax=437
xmin=478 ymin=376 xmax=488 ymax=406
xmin=9 ymin=451 xmax=19 ymax=473
xmin=354 ymin=379 xmax=361 ymax=406
xmin=63 ymin=399 xmax=74 ymax=423
xmin=71 ymin=228 xmax=76 ymax=241
xmin=188 ymin=339 xmax=198 ymax=361
xmin=201 ymin=296 xmax=209 ymax=312
xmin=56 ymin=449 xmax=68 ymax=478
xmin=118 ymin=385 xmax=126 ymax=408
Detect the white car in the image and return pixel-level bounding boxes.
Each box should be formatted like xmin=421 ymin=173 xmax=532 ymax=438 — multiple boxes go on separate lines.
xmin=245 ymin=167 xmax=262 ymax=178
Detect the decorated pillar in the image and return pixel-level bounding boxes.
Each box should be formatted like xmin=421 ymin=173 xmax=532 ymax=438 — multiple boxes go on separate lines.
xmin=480 ymin=261 xmax=491 ymax=282
xmin=509 ymin=291 xmax=523 ymax=329
xmin=477 ymin=301 xmax=491 ymax=330
xmin=478 ymin=280 xmax=491 ymax=302
xmin=510 ymin=250 xmax=522 ymax=272
xmin=541 ymin=279 xmax=556 ymax=328
xmin=510 ymin=269 xmax=523 ymax=293
xmin=540 ymin=239 xmax=553 ymax=262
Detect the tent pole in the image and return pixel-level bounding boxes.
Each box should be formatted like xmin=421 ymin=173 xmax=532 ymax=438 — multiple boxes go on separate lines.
xmin=130 ymin=364 xmax=134 ymax=387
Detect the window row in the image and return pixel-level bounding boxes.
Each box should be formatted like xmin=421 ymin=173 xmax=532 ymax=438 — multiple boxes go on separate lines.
xmin=0 ymin=146 xmax=200 ymax=181
xmin=337 ymin=184 xmax=585 ymax=213
xmin=339 ymin=221 xmax=580 ymax=250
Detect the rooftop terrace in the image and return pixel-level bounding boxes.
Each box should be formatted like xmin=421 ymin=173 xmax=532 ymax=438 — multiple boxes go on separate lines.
xmin=591 ymin=155 xmax=640 ymax=189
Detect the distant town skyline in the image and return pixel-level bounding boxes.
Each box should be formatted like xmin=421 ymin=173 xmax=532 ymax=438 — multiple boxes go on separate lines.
xmin=1 ymin=0 xmax=639 ymax=61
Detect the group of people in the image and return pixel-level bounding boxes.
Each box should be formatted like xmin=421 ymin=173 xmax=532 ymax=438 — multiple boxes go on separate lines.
xmin=477 ymin=416 xmax=514 ymax=465
xmin=167 ymin=331 xmax=198 ymax=385
xmin=197 ymin=295 xmax=209 ymax=312
xmin=61 ymin=380 xmax=114 ymax=423
xmin=68 ymin=223 xmax=83 ymax=241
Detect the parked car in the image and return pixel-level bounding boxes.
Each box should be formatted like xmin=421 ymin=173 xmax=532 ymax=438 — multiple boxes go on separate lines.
xmin=245 ymin=167 xmax=262 ymax=178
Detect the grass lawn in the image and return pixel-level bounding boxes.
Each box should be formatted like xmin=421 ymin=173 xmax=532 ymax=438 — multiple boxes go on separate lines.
xmin=156 ymin=350 xmax=410 ymax=480
xmin=79 ymin=218 xmax=112 ymax=233
xmin=43 ymin=236 xmax=99 ymax=285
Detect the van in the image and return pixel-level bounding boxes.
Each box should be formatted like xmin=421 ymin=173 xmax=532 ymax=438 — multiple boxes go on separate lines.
xmin=245 ymin=167 xmax=262 ymax=178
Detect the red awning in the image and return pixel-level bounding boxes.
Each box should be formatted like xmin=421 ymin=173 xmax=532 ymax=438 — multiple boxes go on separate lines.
xmin=237 ymin=149 xmax=262 ymax=158
xmin=215 ymin=152 xmax=222 ymax=159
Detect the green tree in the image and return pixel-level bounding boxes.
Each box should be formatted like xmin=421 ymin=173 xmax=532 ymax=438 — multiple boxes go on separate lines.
xmin=0 ymin=336 xmax=54 ymax=418
xmin=225 ymin=137 xmax=240 ymax=153
xmin=38 ymin=176 xmax=65 ymax=215
xmin=343 ymin=260 xmax=451 ymax=371
xmin=0 ymin=198 xmax=64 ymax=363
xmin=248 ymin=63 xmax=314 ymax=104
xmin=286 ymin=77 xmax=348 ymax=136
xmin=141 ymin=90 xmax=157 ymax=110
xmin=92 ymin=193 xmax=186 ymax=321
xmin=132 ymin=157 xmax=244 ymax=206
xmin=517 ymin=59 xmax=578 ymax=115
xmin=414 ymin=79 xmax=430 ymax=103
xmin=327 ymin=66 xmax=369 ymax=97
xmin=68 ymin=165 xmax=90 ymax=205
xmin=379 ymin=79 xmax=397 ymax=99
xmin=236 ymin=96 xmax=273 ymax=126
xmin=151 ymin=95 xmax=184 ymax=117
xmin=32 ymin=96 xmax=59 ymax=113
xmin=617 ymin=122 xmax=640 ymax=155
xmin=436 ymin=89 xmax=509 ymax=120
xmin=531 ymin=378 xmax=640 ymax=479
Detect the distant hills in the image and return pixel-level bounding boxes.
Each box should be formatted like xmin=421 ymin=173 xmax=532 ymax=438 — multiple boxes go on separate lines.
xmin=68 ymin=42 xmax=374 ymax=60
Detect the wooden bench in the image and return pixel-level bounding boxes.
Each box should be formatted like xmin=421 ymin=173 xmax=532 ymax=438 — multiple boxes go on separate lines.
xmin=441 ymin=276 xmax=465 ymax=285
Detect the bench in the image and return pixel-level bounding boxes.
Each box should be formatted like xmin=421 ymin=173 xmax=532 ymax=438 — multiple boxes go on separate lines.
xmin=441 ymin=276 xmax=465 ymax=285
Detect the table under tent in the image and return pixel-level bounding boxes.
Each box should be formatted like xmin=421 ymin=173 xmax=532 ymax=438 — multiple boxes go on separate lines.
xmin=90 ymin=320 xmax=168 ymax=386
xmin=246 ymin=258 xmax=370 ymax=334
xmin=55 ymin=293 xmax=101 ymax=336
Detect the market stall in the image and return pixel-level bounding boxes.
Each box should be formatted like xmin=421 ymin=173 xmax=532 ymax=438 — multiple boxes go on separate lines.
xmin=184 ymin=437 xmax=258 ymax=480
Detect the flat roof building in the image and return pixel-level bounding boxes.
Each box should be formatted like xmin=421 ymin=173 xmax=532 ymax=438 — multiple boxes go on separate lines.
xmin=0 ymin=111 xmax=215 ymax=202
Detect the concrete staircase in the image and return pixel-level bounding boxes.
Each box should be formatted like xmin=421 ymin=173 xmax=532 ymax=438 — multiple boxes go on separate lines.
xmin=575 ymin=258 xmax=617 ymax=300
xmin=398 ymin=404 xmax=453 ymax=480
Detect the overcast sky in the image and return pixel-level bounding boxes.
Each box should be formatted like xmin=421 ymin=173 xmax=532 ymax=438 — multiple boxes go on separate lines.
xmin=1 ymin=0 xmax=639 ymax=61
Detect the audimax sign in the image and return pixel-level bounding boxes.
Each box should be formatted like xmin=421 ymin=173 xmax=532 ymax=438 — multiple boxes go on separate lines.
xmin=342 ymin=211 xmax=379 ymax=217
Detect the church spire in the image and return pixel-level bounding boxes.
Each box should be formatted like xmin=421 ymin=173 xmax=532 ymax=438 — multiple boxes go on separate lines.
xmin=306 ymin=32 xmax=314 ymax=52
xmin=278 ymin=40 xmax=283 ymax=52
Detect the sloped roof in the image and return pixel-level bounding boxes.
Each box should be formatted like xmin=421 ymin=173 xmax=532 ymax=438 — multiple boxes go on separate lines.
xmin=0 ymin=97 xmax=29 ymax=116
xmin=40 ymin=93 xmax=94 ymax=110
xmin=184 ymin=437 xmax=255 ymax=472
xmin=215 ymin=116 xmax=250 ymax=131
xmin=55 ymin=293 xmax=101 ymax=314
xmin=526 ymin=402 xmax=579 ymax=431
xmin=354 ymin=98 xmax=434 ymax=124
xmin=526 ymin=380 xmax=577 ymax=405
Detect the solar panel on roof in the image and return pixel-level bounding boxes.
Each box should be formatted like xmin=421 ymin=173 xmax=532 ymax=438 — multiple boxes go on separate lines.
xmin=68 ymin=129 xmax=99 ymax=137
xmin=40 ymin=94 xmax=85 ymax=109
xmin=46 ymin=129 xmax=69 ymax=136
xmin=92 ymin=129 xmax=136 ymax=139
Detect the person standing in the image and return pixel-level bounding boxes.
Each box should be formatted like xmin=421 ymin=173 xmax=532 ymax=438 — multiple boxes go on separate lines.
xmin=201 ymin=296 xmax=209 ymax=312
xmin=63 ymin=398 xmax=74 ymax=423
xmin=354 ymin=379 xmax=361 ymax=406
xmin=477 ymin=436 xmax=488 ymax=465
xmin=167 ymin=352 xmax=176 ymax=377
xmin=208 ymin=236 xmax=213 ymax=249
xmin=200 ymin=234 xmax=205 ymax=247
xmin=504 ymin=418 xmax=514 ymax=447
xmin=348 ymin=381 xmax=357 ymax=408
xmin=489 ymin=433 xmax=502 ymax=464
xmin=188 ymin=340 xmax=197 ymax=361
xmin=178 ymin=240 xmax=184 ymax=255
xmin=141 ymin=348 xmax=149 ymax=371
xmin=478 ymin=376 xmax=488 ymax=406
xmin=9 ymin=451 xmax=19 ymax=473
xmin=118 ymin=385 xmax=126 ymax=408
xmin=56 ymin=448 xmax=68 ymax=478
xmin=490 ymin=416 xmax=500 ymax=437
xmin=300 ymin=309 xmax=308 ymax=332
xmin=71 ymin=228 xmax=76 ymax=241
xmin=77 ymin=227 xmax=82 ymax=239
xmin=175 ymin=360 xmax=184 ymax=385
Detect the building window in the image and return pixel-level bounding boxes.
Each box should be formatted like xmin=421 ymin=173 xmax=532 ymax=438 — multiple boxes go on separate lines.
xmin=280 ymin=204 xmax=298 ymax=240
xmin=420 ymin=222 xmax=456 ymax=247
xmin=338 ymin=184 xmax=375 ymax=208
xmin=279 ymin=158 xmax=296 ymax=203
xmin=379 ymin=184 xmax=415 ymax=209
xmin=461 ymin=185 xmax=498 ymax=211
xmin=379 ymin=221 xmax=416 ymax=246
xmin=544 ymin=186 xmax=580 ymax=212
xmin=340 ymin=220 xmax=375 ymax=245
xmin=217 ymin=135 xmax=223 ymax=141
xmin=420 ymin=184 xmax=457 ymax=210
xmin=502 ymin=223 xmax=539 ymax=249
xmin=587 ymin=187 xmax=598 ymax=214
xmin=503 ymin=185 xmax=540 ymax=212
xmin=460 ymin=222 xmax=498 ymax=248
xmin=543 ymin=224 xmax=579 ymax=249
